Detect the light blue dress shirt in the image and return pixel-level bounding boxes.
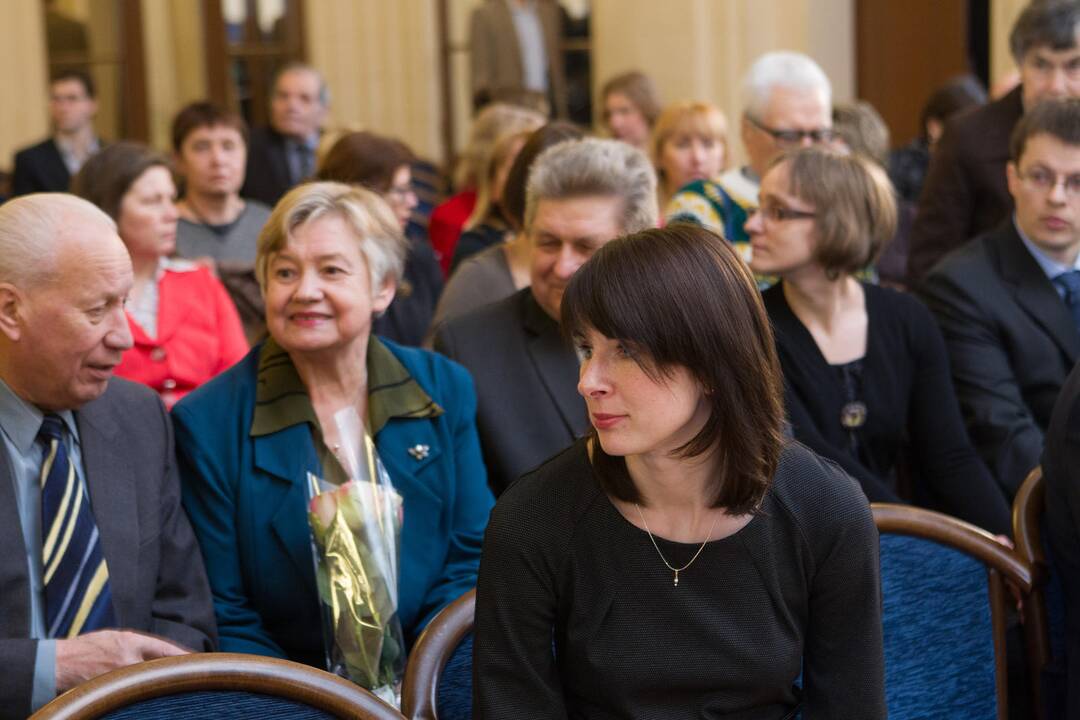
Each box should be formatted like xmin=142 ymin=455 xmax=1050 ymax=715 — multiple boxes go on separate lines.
xmin=1014 ymin=215 xmax=1080 ymax=295
xmin=0 ymin=378 xmax=87 ymax=711
xmin=506 ymin=0 xmax=548 ymax=93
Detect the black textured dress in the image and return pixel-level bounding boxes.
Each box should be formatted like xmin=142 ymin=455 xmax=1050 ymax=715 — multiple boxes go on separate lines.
xmin=473 ymin=439 xmax=886 ymax=719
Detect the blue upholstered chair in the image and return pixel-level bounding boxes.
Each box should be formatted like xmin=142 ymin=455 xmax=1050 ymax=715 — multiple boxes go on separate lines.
xmin=401 ymin=589 xmax=475 ymax=720
xmin=874 ymin=503 xmax=1034 ymax=720
xmin=1014 ymin=466 xmax=1068 ymax=720
xmin=29 ymin=653 xmax=406 ymax=720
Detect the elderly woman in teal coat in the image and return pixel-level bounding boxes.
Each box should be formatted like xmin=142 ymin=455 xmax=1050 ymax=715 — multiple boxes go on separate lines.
xmin=171 ymin=182 xmax=493 ymax=667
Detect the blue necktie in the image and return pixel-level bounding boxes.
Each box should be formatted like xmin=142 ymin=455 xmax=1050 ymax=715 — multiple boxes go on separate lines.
xmin=1054 ymin=269 xmax=1080 ymax=333
xmin=38 ymin=414 xmax=116 ymax=638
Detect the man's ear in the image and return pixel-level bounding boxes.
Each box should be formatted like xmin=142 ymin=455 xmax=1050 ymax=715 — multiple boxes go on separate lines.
xmin=0 ymin=284 xmax=25 ymax=342
xmin=1006 ymin=161 xmax=1020 ymax=200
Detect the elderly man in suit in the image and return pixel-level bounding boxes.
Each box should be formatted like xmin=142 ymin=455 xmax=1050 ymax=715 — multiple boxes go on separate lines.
xmin=11 ymin=71 xmax=100 ymax=197
xmin=469 ymin=0 xmax=567 ymax=117
xmin=920 ymin=97 xmax=1080 ymax=503
xmin=434 ymin=138 xmax=657 ymax=495
xmin=0 ymin=194 xmax=216 ymax=718
xmin=907 ymin=1 xmax=1080 ymax=283
xmin=240 ymin=63 xmax=328 ymax=207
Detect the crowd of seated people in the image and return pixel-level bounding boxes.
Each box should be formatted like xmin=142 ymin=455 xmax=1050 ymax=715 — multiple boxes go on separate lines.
xmin=3 ymin=1 xmax=1080 ymax=716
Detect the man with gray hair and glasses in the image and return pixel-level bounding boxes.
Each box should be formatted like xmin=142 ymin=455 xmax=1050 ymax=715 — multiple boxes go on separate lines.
xmin=0 ymin=194 xmax=216 ymax=717
xmin=908 ymin=0 xmax=1080 ymax=283
xmin=666 ymin=50 xmax=832 ymax=258
xmin=435 ymin=138 xmax=657 ymax=496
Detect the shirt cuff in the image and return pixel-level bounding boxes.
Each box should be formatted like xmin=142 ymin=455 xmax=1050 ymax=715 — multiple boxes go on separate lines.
xmin=31 ymin=639 xmax=57 ymax=711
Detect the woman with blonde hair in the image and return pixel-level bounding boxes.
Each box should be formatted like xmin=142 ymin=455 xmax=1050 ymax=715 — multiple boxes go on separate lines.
xmin=746 ymin=147 xmax=1010 ymax=535
xmin=428 ymin=103 xmax=544 ymax=275
xmin=451 ymin=128 xmax=531 ymax=271
xmin=601 ymin=70 xmax=662 ymax=151
xmin=650 ymin=101 xmax=728 ymax=209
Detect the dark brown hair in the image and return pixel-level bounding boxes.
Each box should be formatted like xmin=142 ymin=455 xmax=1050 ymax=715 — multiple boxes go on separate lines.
xmin=773 ymin=147 xmax=897 ymax=277
xmin=316 ymin=131 xmax=414 ymax=193
xmin=1009 ymin=97 xmax=1080 ymax=162
xmin=561 ymin=224 xmax=785 ymax=513
xmin=502 ymin=121 xmax=585 ymax=230
xmin=71 ymin=141 xmax=171 ymax=221
xmin=51 ymin=69 xmax=94 ymax=98
xmin=1010 ymin=0 xmax=1080 ymax=63
xmin=171 ymin=101 xmax=249 ymax=152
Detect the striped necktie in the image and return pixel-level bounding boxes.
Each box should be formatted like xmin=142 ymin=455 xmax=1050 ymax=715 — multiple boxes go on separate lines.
xmin=38 ymin=414 xmax=116 ymax=638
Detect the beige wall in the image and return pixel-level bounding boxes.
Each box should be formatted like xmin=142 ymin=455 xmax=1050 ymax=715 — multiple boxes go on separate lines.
xmin=591 ymin=0 xmax=854 ymax=168
xmin=142 ymin=0 xmax=208 ymax=152
xmin=0 ymin=1 xmax=48 ymax=166
xmin=306 ymin=0 xmax=443 ymax=161
xmin=991 ymin=0 xmax=1026 ymax=92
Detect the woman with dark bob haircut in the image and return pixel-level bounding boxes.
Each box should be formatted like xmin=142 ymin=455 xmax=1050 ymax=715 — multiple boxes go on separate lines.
xmin=746 ymin=147 xmax=1012 ymax=538
xmin=473 ymin=224 xmax=886 ymax=718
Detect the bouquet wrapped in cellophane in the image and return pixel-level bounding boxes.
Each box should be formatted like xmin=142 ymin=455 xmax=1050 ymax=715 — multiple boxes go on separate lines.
xmin=307 ymin=408 xmax=405 ymax=706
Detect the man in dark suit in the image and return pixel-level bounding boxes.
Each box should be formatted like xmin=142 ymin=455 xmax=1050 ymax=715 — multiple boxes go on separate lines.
xmin=907 ymin=1 xmax=1080 ymax=284
xmin=920 ymin=98 xmax=1080 ymax=501
xmin=240 ymin=63 xmax=328 ymax=208
xmin=434 ymin=138 xmax=657 ymax=495
xmin=0 ymin=194 xmax=216 ymax=717
xmin=469 ymin=0 xmax=567 ymax=117
xmin=11 ymin=71 xmax=100 ymax=197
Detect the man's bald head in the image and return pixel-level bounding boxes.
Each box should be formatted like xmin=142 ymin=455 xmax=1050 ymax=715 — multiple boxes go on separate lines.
xmin=0 ymin=193 xmax=120 ymax=289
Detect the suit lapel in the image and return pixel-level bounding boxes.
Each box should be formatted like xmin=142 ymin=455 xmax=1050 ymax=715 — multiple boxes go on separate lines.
xmin=491 ymin=0 xmax=525 ymax=86
xmin=521 ymin=293 xmax=587 ymax=435
xmin=44 ymin=141 xmax=71 ymax=191
xmin=76 ymin=400 xmax=139 ymax=625
xmin=995 ymin=225 xmax=1080 ymax=364
xmin=0 ymin=444 xmax=30 ymax=635
xmin=253 ymin=424 xmax=321 ymax=582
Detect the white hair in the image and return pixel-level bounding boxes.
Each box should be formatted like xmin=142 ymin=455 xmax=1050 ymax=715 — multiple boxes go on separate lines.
xmin=0 ymin=193 xmax=116 ymax=288
xmin=742 ymin=51 xmax=832 ymax=119
xmin=255 ymin=181 xmax=407 ymax=293
xmin=525 ymin=138 xmax=658 ymax=234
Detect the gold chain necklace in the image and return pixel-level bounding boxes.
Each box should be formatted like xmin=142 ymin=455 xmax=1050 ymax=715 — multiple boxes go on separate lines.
xmin=634 ymin=503 xmax=720 ymax=587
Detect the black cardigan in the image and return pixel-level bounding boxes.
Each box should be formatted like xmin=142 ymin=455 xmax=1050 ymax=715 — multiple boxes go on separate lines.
xmin=763 ymin=282 xmax=1011 ymax=535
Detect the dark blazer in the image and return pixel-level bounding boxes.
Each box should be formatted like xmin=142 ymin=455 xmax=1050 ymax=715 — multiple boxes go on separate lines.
xmin=919 ymin=221 xmax=1080 ymax=498
xmin=11 ymin=139 xmax=71 ymax=196
xmin=0 ymin=379 xmax=216 ymax=719
xmin=765 ymin=282 xmax=1010 ymax=535
xmin=1042 ymin=359 xmax=1080 ymax=719
xmin=172 ymin=340 xmax=492 ymax=664
xmin=433 ymin=288 xmax=587 ymax=495
xmin=240 ymin=126 xmax=296 ymax=208
xmin=907 ymin=86 xmax=1024 ymax=284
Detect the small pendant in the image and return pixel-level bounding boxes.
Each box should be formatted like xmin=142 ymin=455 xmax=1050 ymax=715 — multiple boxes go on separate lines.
xmin=673 ymin=570 xmax=679 ymax=587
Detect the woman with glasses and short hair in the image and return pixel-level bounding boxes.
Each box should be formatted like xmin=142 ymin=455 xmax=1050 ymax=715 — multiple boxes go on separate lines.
xmin=318 ymin=131 xmax=443 ymax=346
xmin=474 ymin=222 xmax=885 ymax=718
xmin=746 ymin=147 xmax=1011 ymax=536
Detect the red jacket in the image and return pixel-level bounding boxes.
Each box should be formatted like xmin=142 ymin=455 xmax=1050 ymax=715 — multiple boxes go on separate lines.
xmin=429 ymin=190 xmax=477 ymax=277
xmin=115 ymin=265 xmax=248 ymax=408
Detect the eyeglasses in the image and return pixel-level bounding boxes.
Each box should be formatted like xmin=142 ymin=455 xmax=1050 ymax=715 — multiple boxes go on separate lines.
xmin=752 ymin=204 xmax=818 ymax=224
xmin=746 ymin=115 xmax=834 ymax=146
xmin=1016 ymin=167 xmax=1080 ymax=198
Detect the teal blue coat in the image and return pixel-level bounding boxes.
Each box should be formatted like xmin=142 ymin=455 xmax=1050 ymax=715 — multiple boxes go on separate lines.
xmin=171 ymin=340 xmax=493 ymax=666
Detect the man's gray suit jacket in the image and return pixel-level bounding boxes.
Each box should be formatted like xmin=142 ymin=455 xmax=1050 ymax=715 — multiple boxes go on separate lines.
xmin=0 ymin=378 xmax=217 ymax=718
xmin=434 ymin=288 xmax=588 ymax=496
